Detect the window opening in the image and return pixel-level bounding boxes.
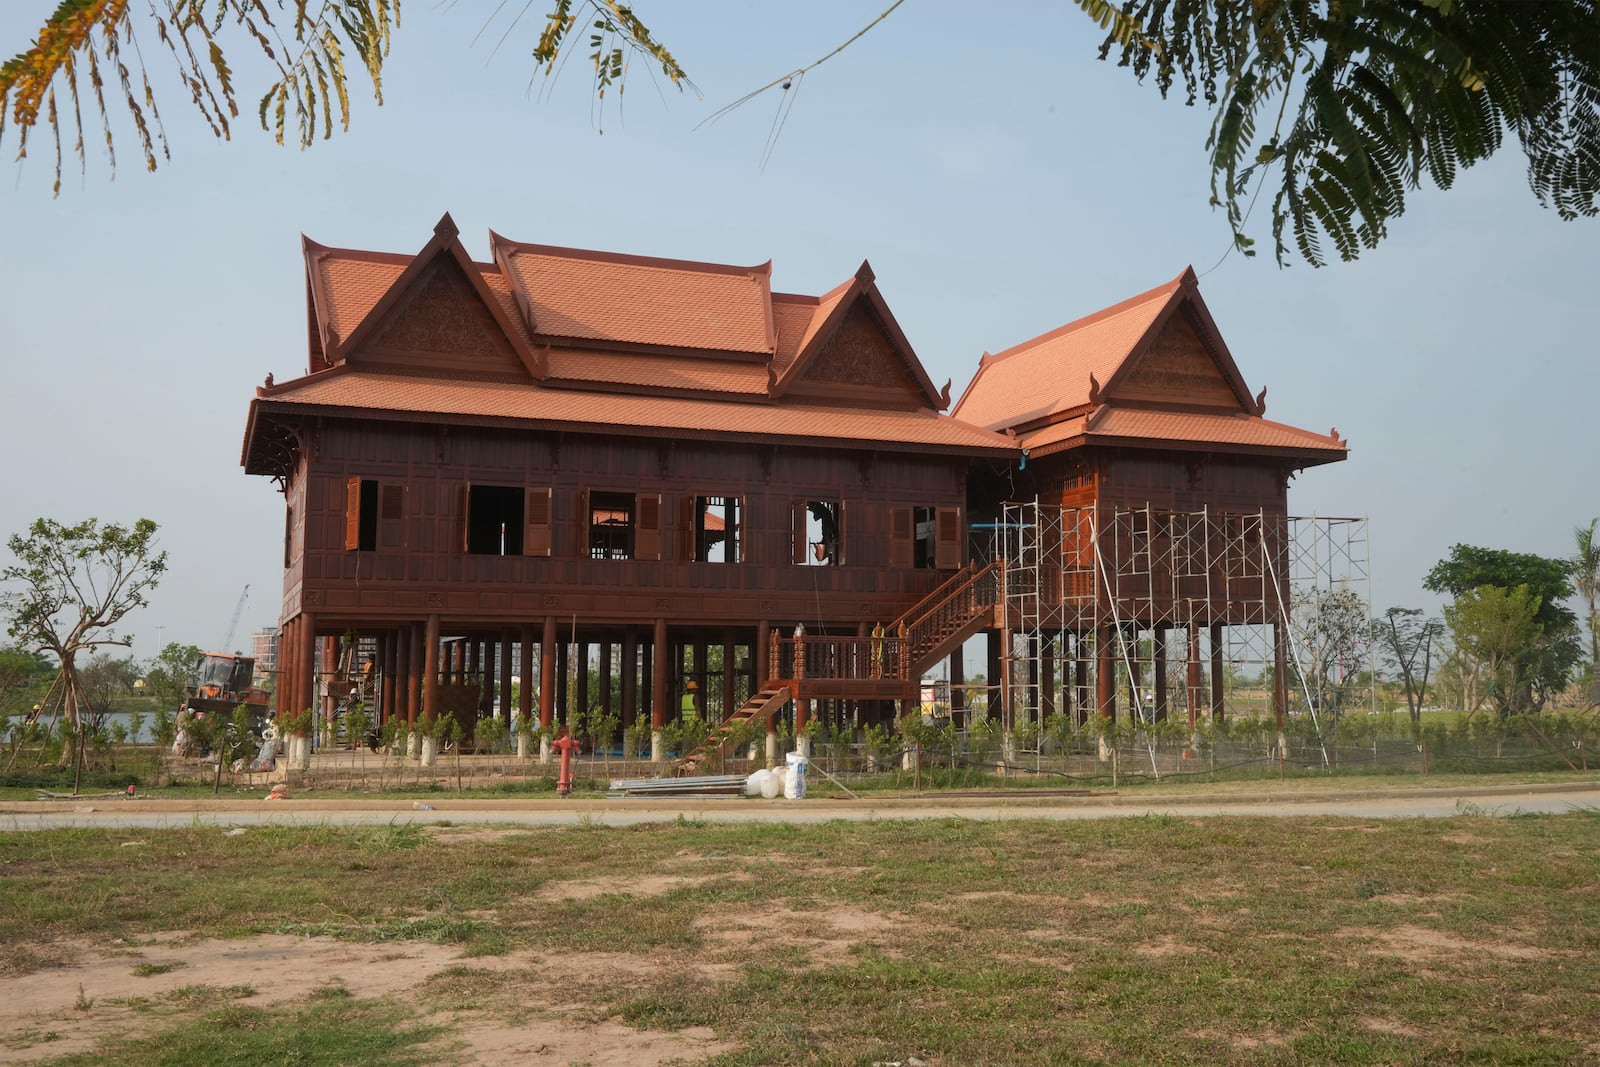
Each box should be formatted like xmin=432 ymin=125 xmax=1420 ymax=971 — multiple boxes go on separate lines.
xmin=914 ymin=506 xmax=937 ymax=568
xmin=795 ymin=500 xmax=842 ymax=565
xmin=466 ymin=484 xmax=524 ymax=555
xmin=589 ymin=491 xmax=636 ymax=560
xmin=693 ymin=495 xmax=741 ymax=563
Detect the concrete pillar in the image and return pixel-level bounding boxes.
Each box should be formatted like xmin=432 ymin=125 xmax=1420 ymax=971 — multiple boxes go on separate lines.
xmin=423 ymin=613 xmax=440 ymax=728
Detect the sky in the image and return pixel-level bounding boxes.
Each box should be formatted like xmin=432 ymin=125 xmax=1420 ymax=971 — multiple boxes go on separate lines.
xmin=1 ymin=1 xmax=1596 ymax=664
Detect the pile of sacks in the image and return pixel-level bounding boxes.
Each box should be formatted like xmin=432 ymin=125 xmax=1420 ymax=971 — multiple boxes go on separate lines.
xmin=744 ymin=752 xmax=807 ymax=799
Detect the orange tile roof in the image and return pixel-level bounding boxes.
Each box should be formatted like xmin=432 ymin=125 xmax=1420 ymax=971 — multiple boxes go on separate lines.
xmin=951 ymin=272 xmax=1185 ymax=430
xmin=543 ymin=348 xmax=769 ymax=395
xmin=253 ymin=369 xmax=1014 ymax=455
xmin=307 ymin=246 xmax=408 ymax=349
xmin=491 ymin=235 xmax=776 ymax=355
xmin=1021 ymin=407 xmax=1345 ymax=462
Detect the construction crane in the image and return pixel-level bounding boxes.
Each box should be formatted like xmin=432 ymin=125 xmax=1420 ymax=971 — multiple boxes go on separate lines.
xmin=221 ymin=584 xmax=250 ymax=652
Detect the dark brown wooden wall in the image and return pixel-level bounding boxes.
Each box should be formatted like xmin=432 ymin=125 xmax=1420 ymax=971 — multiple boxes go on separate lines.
xmin=284 ymin=418 xmax=971 ymax=628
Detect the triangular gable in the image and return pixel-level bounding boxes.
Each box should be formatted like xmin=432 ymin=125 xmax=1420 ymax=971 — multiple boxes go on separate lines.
xmin=771 ymin=262 xmax=947 ymax=409
xmin=321 ymin=214 xmax=546 ymax=380
xmin=1099 ymin=267 xmax=1257 ymax=413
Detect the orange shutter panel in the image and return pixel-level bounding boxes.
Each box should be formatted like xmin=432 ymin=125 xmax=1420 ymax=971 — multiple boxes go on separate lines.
xmin=888 ymin=506 xmax=913 ymax=568
xmin=344 ymin=477 xmax=361 ymax=551
xmin=791 ymin=500 xmax=806 ymax=564
xmin=379 ymin=484 xmax=405 ymax=550
xmin=524 ymin=487 xmax=552 ymax=557
xmin=636 ymin=493 xmax=662 ymax=560
xmin=935 ymin=507 xmax=962 ymax=569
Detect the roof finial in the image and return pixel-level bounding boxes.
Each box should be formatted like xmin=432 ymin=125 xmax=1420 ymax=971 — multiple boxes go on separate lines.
xmin=938 ymin=378 xmax=952 ymax=411
xmin=264 ymin=373 xmax=274 ymax=388
xmin=434 ymin=213 xmax=459 ymax=240
xmin=1088 ymin=372 xmax=1102 ymax=405
xmin=1253 ymin=386 xmax=1267 ymax=415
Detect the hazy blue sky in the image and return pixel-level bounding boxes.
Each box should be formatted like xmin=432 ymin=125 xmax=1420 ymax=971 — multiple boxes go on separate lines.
xmin=2 ymin=2 xmax=1596 ymax=662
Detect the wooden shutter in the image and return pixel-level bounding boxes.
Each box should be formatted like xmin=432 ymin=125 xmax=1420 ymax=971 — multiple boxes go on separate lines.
xmin=344 ymin=476 xmax=362 ymax=551
xmin=728 ymin=496 xmax=742 ymax=563
xmin=790 ymin=501 xmax=805 ymax=564
xmin=636 ymin=493 xmax=662 ymax=560
xmin=683 ymin=494 xmax=698 ymax=561
xmin=935 ymin=506 xmax=963 ymax=569
xmin=888 ymin=506 xmax=914 ymax=568
xmin=379 ymin=484 xmax=406 ymax=550
xmin=524 ymin=487 xmax=552 ymax=557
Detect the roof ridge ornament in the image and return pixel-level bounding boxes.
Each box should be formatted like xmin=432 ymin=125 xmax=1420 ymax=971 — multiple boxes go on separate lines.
xmin=1087 ymin=372 xmax=1102 ymax=406
xmin=1254 ymin=386 xmax=1267 ymax=415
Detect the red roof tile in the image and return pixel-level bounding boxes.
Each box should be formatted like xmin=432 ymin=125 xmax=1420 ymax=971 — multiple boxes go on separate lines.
xmin=543 ymin=348 xmax=769 ymax=395
xmin=1021 ymin=407 xmax=1345 ymax=462
xmin=491 ymin=235 xmax=776 ymax=355
xmin=253 ymin=369 xmax=1014 ymax=455
xmin=951 ymin=272 xmax=1184 ymax=430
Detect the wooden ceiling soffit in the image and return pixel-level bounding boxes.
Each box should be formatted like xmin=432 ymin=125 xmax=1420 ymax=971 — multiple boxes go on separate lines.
xmin=325 ymin=213 xmax=546 ymax=380
xmin=1100 ymin=267 xmax=1257 ymax=413
xmin=770 ymin=261 xmax=945 ymax=409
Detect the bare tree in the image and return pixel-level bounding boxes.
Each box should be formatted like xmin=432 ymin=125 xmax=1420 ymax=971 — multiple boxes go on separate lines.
xmin=1287 ymin=587 xmax=1369 ymax=723
xmin=1373 ymin=607 xmax=1443 ymax=724
xmin=2 ymin=518 xmax=166 ymax=787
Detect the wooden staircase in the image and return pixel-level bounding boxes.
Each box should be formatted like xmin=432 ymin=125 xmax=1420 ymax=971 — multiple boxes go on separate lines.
xmin=672 ymin=561 xmax=1002 ymax=775
xmin=675 ymin=685 xmax=793 ymax=776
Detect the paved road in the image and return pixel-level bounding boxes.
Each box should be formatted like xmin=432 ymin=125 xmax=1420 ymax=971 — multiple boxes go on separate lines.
xmin=4 ymin=782 xmax=1597 ymax=830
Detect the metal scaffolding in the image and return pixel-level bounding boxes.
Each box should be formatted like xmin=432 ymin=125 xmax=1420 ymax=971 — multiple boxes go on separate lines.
xmin=995 ymin=500 xmax=1374 ymax=737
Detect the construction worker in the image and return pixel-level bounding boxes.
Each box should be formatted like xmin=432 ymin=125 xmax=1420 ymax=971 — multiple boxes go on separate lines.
xmin=681 ymin=680 xmax=700 ymax=724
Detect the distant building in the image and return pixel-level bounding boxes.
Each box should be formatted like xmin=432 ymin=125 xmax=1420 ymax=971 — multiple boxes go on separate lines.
xmin=252 ymin=626 xmax=280 ymax=688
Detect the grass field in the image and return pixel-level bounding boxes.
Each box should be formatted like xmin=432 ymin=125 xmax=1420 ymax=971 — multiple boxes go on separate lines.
xmin=2 ymin=807 xmax=1598 ymax=1065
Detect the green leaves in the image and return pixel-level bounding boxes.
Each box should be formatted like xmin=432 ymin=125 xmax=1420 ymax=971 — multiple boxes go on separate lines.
xmin=1095 ymin=0 xmax=1600 ymax=266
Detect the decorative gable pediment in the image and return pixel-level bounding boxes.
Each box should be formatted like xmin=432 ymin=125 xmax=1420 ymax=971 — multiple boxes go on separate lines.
xmin=350 ymin=256 xmax=528 ymax=378
xmin=798 ymin=304 xmax=923 ymax=397
xmin=1108 ymin=306 xmax=1245 ymax=411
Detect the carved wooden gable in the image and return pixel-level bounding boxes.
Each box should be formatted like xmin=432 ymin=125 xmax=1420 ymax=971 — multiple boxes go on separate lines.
xmin=795 ymin=303 xmax=924 ymax=405
xmin=349 ymin=257 xmax=527 ymax=378
xmin=1111 ymin=307 xmax=1241 ymax=410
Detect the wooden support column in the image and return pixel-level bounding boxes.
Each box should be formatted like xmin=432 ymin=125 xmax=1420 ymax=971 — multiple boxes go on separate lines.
xmin=722 ymin=630 xmax=736 ymax=721
xmin=407 ymin=624 xmax=422 ymax=726
xmin=1153 ymin=626 xmax=1169 ymax=723
xmin=575 ymin=640 xmax=590 ymax=725
xmin=422 ymin=614 xmax=440 ymax=725
xmin=556 ymin=641 xmax=570 ymax=727
xmin=1041 ymin=634 xmax=1056 ymax=723
xmin=641 ymin=636 xmax=654 ymax=725
xmin=1186 ymin=626 xmax=1203 ymax=733
xmin=949 ymin=649 xmax=966 ymax=728
xmin=518 ymin=627 xmax=534 ymax=728
xmin=467 ymin=638 xmax=479 ymax=686
xmin=621 ymin=632 xmax=638 ymax=727
xmin=651 ymin=619 xmax=668 ymax=730
xmin=381 ymin=631 xmax=397 ymax=727
xmin=1272 ymin=621 xmax=1289 ymax=730
xmin=599 ymin=638 xmax=614 ymax=720
xmin=539 ymin=616 xmax=557 ymax=732
xmin=755 ymin=621 xmax=771 ymax=684
xmin=299 ymin=614 xmax=319 ymax=724
xmin=986 ymin=630 xmax=1003 ymax=725
xmin=1127 ymin=642 xmax=1143 ymax=721
xmin=1209 ymin=622 xmax=1226 ymax=723
xmin=1074 ymin=634 xmax=1089 ymax=725
xmin=1096 ymin=625 xmax=1115 ymax=720
xmin=499 ymin=631 xmax=514 ymax=719
xmin=693 ymin=638 xmax=708 ymax=698
xmin=320 ymin=634 xmax=338 ymax=730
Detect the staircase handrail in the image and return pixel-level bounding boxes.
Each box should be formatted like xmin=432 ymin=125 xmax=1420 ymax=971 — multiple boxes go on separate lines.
xmin=897 ymin=560 xmax=1002 ymax=658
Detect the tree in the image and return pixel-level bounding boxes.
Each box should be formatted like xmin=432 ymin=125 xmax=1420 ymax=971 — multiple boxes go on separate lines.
xmin=143 ymin=641 xmax=203 ymax=710
xmin=1442 ymin=584 xmax=1544 ymax=718
xmin=1571 ymin=518 xmax=1599 ymax=692
xmin=1 ymin=518 xmax=167 ymax=754
xmin=1286 ymin=586 xmax=1369 ymax=721
xmin=1424 ymin=543 xmax=1582 ymax=710
xmin=78 ymin=651 xmax=138 ymax=718
xmin=5 ymin=2 xmax=1596 ymax=268
xmin=1373 ymin=606 xmax=1442 ymax=723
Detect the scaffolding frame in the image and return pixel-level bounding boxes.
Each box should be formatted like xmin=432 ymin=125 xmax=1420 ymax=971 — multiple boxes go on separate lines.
xmin=995 ymin=500 xmax=1374 ymax=741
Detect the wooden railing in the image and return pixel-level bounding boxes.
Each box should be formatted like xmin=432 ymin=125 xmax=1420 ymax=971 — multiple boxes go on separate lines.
xmin=764 ymin=560 xmax=1001 ymax=687
xmin=896 ymin=560 xmax=1001 ymax=664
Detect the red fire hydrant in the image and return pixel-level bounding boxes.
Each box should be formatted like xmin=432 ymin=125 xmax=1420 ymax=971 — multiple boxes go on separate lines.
xmin=552 ymin=728 xmax=581 ymax=797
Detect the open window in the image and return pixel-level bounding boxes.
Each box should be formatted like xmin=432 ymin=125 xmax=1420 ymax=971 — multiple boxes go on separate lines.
xmin=464 ymin=484 xmax=524 ymax=555
xmin=692 ymin=495 xmax=742 ymax=563
xmin=344 ymin=478 xmax=406 ymax=552
xmin=793 ymin=500 xmax=843 ymax=566
xmin=586 ymin=491 xmax=661 ymax=560
xmin=892 ymin=505 xmax=962 ymax=569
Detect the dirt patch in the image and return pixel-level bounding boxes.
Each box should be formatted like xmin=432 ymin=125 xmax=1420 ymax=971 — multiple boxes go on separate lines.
xmin=696 ymin=906 xmax=899 ymax=967
xmin=424 ymin=826 xmax=530 ymax=845
xmin=1132 ymin=934 xmax=1196 ymax=958
xmin=537 ymin=872 xmax=726 ymax=901
xmin=1362 ymin=1016 xmax=1425 ymax=1038
xmin=433 ymin=1018 xmax=732 ymax=1066
xmin=1347 ymin=924 xmax=1547 ymax=963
